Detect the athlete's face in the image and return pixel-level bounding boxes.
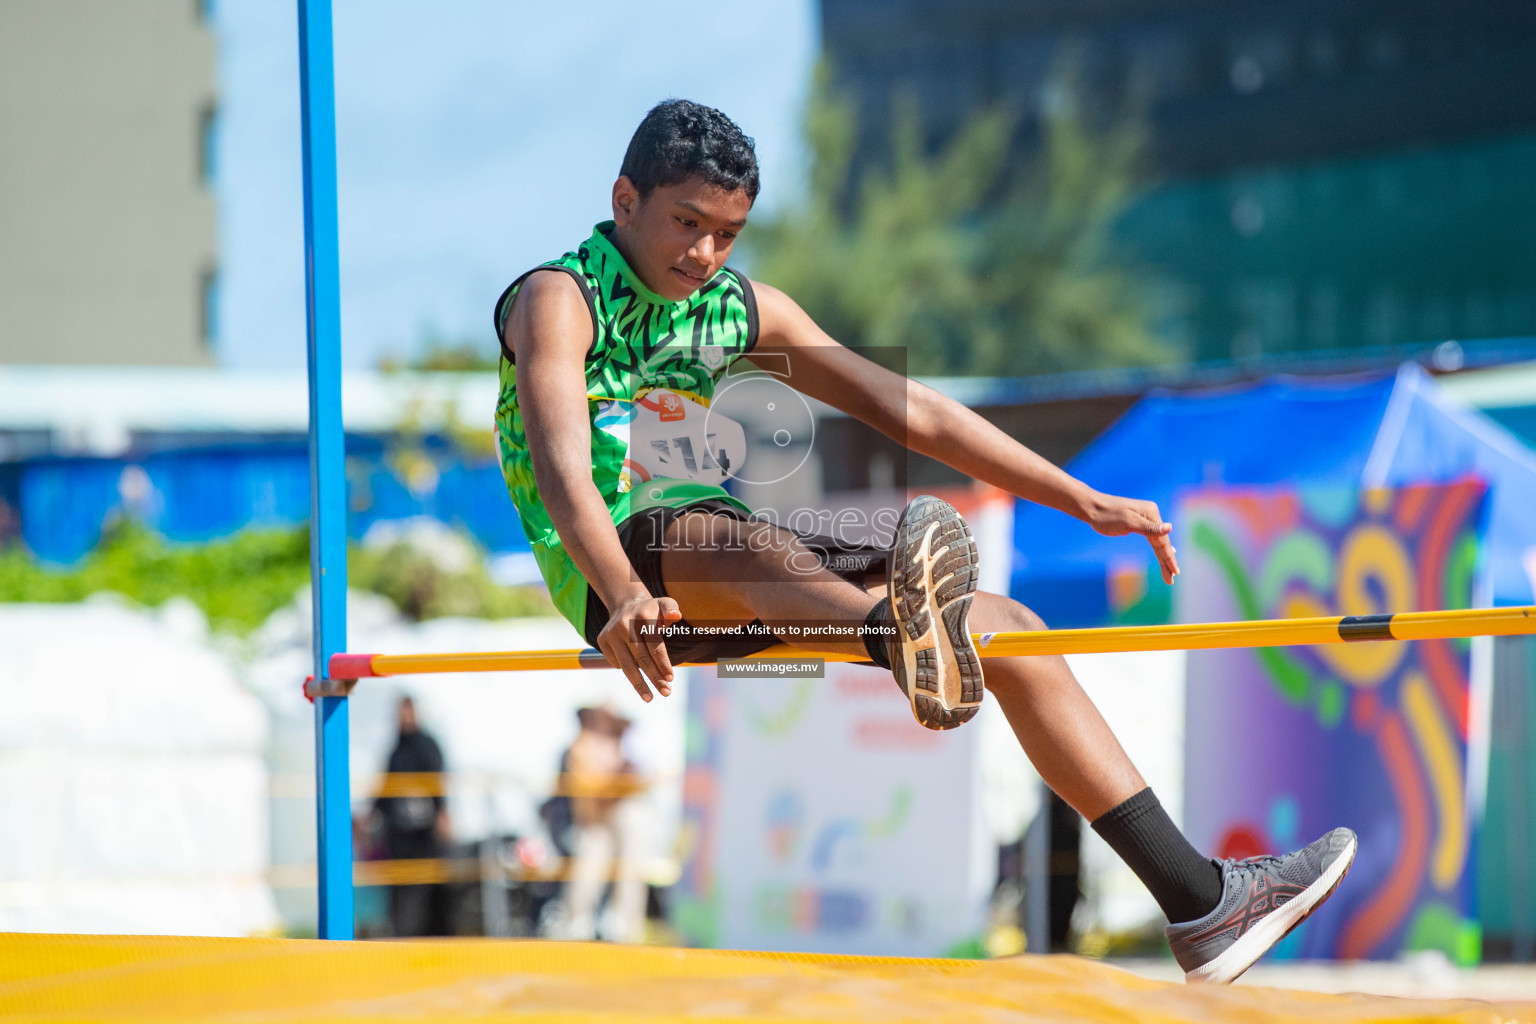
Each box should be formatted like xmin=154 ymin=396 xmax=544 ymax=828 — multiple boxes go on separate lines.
xmin=610 ymin=175 xmax=753 ymax=301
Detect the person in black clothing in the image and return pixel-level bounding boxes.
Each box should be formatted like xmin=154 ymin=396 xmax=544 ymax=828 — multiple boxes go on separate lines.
xmin=373 ymin=696 xmax=451 ymax=937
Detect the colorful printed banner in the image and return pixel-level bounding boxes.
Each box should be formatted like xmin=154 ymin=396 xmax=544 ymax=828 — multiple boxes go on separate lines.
xmin=672 ymin=661 xmax=988 ymax=957
xmin=671 ymin=489 xmax=1010 ymax=957
xmin=1178 ymin=478 xmax=1489 ymax=962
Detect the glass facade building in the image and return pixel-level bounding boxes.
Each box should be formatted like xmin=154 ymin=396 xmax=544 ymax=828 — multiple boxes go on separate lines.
xmin=822 ymin=0 xmax=1536 ymax=365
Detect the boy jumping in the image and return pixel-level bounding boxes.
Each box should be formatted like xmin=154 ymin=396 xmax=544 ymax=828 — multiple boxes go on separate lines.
xmin=494 ymin=100 xmax=1355 ymax=983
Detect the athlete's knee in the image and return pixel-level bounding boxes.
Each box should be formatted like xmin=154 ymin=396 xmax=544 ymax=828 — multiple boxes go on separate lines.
xmin=978 ymin=593 xmax=1048 ymax=633
xmin=970 ymin=589 xmax=1044 ymax=629
xmin=1011 ymin=601 xmax=1048 ymax=632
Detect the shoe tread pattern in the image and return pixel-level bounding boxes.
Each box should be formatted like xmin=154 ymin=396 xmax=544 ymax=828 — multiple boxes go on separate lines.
xmin=888 ymin=495 xmax=983 ymax=730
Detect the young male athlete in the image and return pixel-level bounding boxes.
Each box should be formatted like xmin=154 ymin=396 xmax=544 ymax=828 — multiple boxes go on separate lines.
xmin=494 ymin=100 xmax=1355 ymax=982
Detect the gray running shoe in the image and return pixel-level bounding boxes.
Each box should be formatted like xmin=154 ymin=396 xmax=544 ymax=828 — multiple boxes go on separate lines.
xmin=1166 ymin=827 xmax=1358 ymax=984
xmin=885 ymin=495 xmax=983 ymax=731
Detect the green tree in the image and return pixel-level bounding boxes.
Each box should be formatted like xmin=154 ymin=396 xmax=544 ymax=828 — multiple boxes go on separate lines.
xmin=746 ymin=63 xmax=1170 ymax=377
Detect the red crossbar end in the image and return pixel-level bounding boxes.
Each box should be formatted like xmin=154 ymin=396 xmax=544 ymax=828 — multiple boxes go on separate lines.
xmin=328 ymin=653 xmax=378 ymax=680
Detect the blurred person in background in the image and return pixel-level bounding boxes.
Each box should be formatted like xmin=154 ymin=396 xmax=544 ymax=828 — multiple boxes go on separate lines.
xmin=556 ymin=705 xmax=648 ymax=942
xmin=372 ymin=696 xmax=452 ymax=937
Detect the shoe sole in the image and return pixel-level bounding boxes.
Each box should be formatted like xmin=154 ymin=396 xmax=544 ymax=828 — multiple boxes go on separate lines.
xmin=1186 ymin=834 xmax=1358 ymax=984
xmin=888 ymin=495 xmax=983 ymax=731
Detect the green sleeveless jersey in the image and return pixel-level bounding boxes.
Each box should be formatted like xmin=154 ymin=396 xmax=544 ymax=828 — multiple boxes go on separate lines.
xmin=493 ymin=221 xmax=759 ymax=635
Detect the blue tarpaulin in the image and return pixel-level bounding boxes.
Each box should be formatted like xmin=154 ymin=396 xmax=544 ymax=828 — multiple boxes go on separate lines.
xmin=1010 ymin=364 xmax=1536 ymax=627
xmin=7 ymin=441 xmax=530 ymax=565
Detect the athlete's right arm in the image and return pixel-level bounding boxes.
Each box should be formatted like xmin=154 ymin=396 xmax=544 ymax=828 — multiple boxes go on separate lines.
xmin=504 ymin=270 xmax=681 ymax=701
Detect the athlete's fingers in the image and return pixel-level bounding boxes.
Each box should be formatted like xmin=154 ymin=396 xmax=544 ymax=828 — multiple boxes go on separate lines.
xmin=642 ymin=638 xmax=673 ymax=696
xmin=652 ymin=599 xmax=682 ymax=690
xmin=639 ymin=635 xmax=673 ymax=697
xmin=1148 ymin=530 xmax=1179 ymax=583
xmin=603 ymin=632 xmax=653 ymax=703
xmin=1131 ymin=501 xmax=1167 ymax=536
xmin=630 ymin=624 xmax=671 ymax=696
xmin=642 ymin=598 xmax=683 ymax=693
xmin=1119 ymin=500 xmax=1175 ymax=582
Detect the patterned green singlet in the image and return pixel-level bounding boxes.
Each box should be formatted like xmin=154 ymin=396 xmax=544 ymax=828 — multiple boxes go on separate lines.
xmin=493 ymin=221 xmax=760 ymax=635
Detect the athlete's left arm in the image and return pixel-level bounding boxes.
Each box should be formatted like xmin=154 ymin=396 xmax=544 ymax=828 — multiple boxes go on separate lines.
xmin=746 ymin=280 xmax=1179 ymax=582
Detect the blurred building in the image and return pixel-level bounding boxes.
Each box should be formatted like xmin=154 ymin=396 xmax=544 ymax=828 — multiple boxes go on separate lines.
xmin=0 ymin=1 xmax=218 ymax=366
xmin=823 ymin=0 xmax=1536 ymax=366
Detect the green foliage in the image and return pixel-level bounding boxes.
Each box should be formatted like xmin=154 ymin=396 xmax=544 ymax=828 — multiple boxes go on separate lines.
xmin=350 ymin=540 xmax=554 ymax=622
xmin=0 ymin=521 xmax=310 ymax=634
xmin=0 ymin=520 xmax=553 ymax=634
xmin=746 ymin=62 xmax=1171 ymax=376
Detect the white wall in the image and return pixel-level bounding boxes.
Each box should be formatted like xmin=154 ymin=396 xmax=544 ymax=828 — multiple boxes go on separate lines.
xmin=0 ymin=599 xmax=275 ymax=935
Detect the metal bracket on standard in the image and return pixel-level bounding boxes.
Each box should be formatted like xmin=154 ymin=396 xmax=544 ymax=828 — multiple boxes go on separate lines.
xmin=303 ymin=675 xmax=358 ymax=700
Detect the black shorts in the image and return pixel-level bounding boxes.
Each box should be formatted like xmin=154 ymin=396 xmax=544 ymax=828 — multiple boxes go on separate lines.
xmin=581 ymin=499 xmax=889 ymax=664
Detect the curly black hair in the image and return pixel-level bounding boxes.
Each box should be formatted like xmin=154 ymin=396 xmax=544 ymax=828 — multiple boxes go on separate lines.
xmin=619 ymin=99 xmax=760 ymax=203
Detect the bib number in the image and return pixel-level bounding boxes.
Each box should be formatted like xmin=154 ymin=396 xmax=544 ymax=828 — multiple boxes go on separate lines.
xmin=594 ymin=389 xmax=745 ymax=492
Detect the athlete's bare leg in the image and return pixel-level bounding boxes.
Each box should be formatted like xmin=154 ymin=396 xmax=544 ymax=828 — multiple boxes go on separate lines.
xmin=950 ymin=592 xmax=1146 ymax=819
xmin=659 ymin=511 xmax=1145 ymax=820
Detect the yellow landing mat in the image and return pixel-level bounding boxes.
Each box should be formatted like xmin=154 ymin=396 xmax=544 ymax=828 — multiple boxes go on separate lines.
xmin=0 ymin=933 xmax=1531 ymax=1024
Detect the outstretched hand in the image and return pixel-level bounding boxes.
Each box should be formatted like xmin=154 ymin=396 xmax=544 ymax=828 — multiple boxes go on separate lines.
xmin=597 ymin=593 xmax=683 ymax=703
xmin=1086 ymin=492 xmax=1180 ymax=584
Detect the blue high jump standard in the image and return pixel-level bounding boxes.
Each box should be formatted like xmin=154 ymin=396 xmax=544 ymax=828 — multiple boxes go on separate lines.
xmin=298 ymin=0 xmax=353 ymax=940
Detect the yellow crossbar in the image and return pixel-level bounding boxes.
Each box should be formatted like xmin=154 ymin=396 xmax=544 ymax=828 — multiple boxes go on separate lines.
xmin=331 ymin=605 xmax=1535 ymax=678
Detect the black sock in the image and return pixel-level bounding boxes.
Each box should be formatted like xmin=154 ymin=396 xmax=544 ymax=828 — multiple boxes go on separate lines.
xmin=861 ymin=597 xmax=892 ymax=669
xmin=1090 ymin=787 xmax=1224 ymax=924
